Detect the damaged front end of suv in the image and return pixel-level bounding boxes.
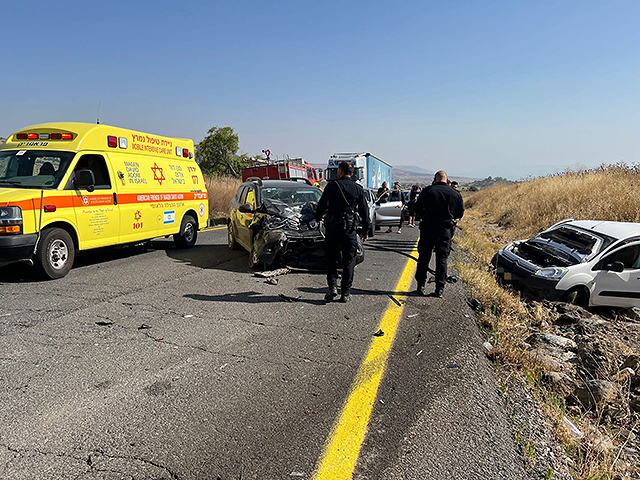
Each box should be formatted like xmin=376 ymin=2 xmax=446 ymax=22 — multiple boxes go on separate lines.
xmin=249 ymin=199 xmax=364 ymax=270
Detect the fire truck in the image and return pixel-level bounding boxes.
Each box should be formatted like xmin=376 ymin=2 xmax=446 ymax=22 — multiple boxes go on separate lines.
xmin=241 ymin=157 xmax=321 ymax=185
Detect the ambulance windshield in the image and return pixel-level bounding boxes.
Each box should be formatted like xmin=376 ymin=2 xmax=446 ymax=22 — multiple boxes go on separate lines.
xmin=0 ymin=150 xmax=75 ymax=189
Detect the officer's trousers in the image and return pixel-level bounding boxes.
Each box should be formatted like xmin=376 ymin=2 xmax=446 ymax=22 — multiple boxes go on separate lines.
xmin=415 ymin=225 xmax=452 ymax=289
xmin=325 ymin=228 xmax=358 ymax=293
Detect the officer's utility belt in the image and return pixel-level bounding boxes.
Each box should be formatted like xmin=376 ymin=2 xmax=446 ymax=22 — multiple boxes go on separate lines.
xmin=335 ymin=181 xmax=360 ymax=234
xmin=328 ymin=212 xmax=360 ymax=233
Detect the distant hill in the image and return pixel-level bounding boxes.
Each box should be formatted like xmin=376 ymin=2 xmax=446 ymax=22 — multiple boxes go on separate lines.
xmin=395 ymin=165 xmax=433 ymax=175
xmin=466 ymin=176 xmax=516 ymax=191
xmin=312 ymin=162 xmax=478 ymax=186
xmin=394 ymin=165 xmax=477 ymax=186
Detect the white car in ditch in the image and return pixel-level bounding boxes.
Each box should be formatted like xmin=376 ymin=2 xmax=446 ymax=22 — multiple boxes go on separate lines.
xmin=493 ymin=219 xmax=640 ymax=308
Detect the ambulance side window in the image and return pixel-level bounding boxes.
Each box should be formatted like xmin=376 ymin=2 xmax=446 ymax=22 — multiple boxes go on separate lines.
xmin=70 ymin=155 xmax=111 ymax=190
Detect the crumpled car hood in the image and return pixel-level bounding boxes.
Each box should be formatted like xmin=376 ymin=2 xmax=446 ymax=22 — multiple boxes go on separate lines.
xmin=261 ymin=199 xmax=318 ymax=233
xmin=251 ymin=199 xmax=363 ymax=269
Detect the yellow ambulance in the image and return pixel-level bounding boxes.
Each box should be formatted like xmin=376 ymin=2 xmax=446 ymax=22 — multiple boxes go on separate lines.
xmin=0 ymin=122 xmax=208 ymax=279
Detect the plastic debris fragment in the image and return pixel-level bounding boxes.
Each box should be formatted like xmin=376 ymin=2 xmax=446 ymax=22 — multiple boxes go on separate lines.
xmin=562 ymin=416 xmax=583 ymax=439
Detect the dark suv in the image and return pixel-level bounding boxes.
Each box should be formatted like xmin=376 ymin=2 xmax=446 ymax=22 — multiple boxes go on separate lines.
xmin=228 ymin=178 xmax=364 ymax=269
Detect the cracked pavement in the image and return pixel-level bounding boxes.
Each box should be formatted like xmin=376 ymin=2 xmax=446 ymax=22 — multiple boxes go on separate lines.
xmin=0 ymin=229 xmax=529 ymax=479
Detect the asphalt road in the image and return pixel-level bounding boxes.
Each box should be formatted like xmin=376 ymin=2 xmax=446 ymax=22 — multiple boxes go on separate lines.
xmin=0 ymin=226 xmax=528 ymax=480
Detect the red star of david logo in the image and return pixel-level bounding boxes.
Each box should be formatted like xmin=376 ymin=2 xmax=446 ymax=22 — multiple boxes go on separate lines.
xmin=134 ymin=210 xmax=142 ymax=221
xmin=151 ymin=162 xmax=165 ymax=185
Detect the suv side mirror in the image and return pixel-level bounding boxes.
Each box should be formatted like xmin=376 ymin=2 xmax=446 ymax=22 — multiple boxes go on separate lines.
xmin=74 ymin=169 xmax=96 ymax=192
xmin=238 ymin=203 xmax=254 ymax=213
xmin=605 ymin=261 xmax=625 ymax=273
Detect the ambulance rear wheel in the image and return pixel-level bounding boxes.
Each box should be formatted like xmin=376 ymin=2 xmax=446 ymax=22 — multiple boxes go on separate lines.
xmin=174 ymin=215 xmax=197 ymax=248
xmin=35 ymin=228 xmax=75 ymax=279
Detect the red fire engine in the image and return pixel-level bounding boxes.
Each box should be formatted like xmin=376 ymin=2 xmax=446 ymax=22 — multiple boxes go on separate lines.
xmin=242 ymin=157 xmax=321 ymax=185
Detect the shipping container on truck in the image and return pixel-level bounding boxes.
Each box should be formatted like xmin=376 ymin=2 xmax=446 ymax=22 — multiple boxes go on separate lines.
xmin=241 ymin=157 xmax=320 ymax=185
xmin=325 ymin=152 xmax=392 ymax=190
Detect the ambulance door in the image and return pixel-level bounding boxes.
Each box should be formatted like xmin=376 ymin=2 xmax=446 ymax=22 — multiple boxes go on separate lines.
xmin=67 ymin=153 xmax=120 ymax=250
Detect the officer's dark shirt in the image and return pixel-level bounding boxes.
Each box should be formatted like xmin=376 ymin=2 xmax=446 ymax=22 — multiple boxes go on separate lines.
xmin=415 ymin=182 xmax=464 ymax=226
xmin=315 ymin=176 xmax=370 ymax=233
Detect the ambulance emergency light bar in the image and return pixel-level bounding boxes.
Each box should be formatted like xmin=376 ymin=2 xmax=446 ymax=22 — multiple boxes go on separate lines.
xmin=16 ymin=132 xmax=73 ymax=140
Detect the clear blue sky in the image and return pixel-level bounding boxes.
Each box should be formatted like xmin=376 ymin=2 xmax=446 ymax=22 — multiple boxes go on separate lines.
xmin=2 ymin=0 xmax=639 ymax=179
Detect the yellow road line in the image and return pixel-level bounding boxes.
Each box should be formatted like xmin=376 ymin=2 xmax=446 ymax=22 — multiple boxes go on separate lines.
xmin=202 ymin=225 xmax=227 ymax=232
xmin=312 ymin=242 xmax=419 ymax=480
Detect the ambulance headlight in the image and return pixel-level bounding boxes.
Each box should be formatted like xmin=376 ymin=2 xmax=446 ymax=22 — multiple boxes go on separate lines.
xmin=0 ymin=206 xmax=22 ymax=220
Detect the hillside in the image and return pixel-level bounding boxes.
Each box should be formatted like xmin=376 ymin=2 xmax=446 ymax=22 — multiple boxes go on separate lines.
xmin=457 ymin=162 xmax=640 ymax=479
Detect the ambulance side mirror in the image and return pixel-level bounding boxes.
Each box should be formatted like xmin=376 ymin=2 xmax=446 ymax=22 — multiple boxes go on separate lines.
xmin=74 ymin=169 xmax=96 ymax=192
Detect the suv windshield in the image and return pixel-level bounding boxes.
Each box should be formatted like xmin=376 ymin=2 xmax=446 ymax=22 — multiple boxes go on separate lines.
xmin=0 ymin=150 xmax=75 ymax=189
xmin=261 ymin=185 xmax=321 ymax=205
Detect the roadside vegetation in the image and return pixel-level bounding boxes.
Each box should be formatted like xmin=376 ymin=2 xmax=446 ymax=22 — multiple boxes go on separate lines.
xmin=206 ymin=175 xmax=241 ymax=222
xmin=455 ymin=163 xmax=640 ymax=479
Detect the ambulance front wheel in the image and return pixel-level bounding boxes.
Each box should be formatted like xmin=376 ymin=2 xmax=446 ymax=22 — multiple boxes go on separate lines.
xmin=35 ymin=228 xmax=75 ymax=279
xmin=174 ymin=215 xmax=198 ymax=248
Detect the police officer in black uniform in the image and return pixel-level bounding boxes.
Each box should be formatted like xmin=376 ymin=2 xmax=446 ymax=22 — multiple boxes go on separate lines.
xmin=315 ymin=161 xmax=370 ymax=303
xmin=414 ymin=170 xmax=464 ymax=297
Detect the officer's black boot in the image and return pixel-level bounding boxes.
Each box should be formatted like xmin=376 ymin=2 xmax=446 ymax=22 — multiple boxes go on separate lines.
xmin=339 ymin=291 xmax=352 ymax=303
xmin=325 ymin=287 xmax=338 ymax=302
xmin=434 ymin=285 xmax=444 ymax=298
xmin=414 ymin=283 xmax=426 ymax=296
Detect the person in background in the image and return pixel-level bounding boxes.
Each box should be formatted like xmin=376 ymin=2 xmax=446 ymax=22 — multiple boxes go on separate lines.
xmin=449 ymin=181 xmax=460 ymax=236
xmin=385 ymin=182 xmax=405 ymax=234
xmin=376 ymin=181 xmax=389 ymax=202
xmin=408 ymin=184 xmax=421 ymax=227
xmin=315 ymin=161 xmax=370 ymax=303
xmin=414 ymin=170 xmax=464 ymax=298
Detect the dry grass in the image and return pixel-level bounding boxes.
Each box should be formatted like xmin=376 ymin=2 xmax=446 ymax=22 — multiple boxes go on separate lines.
xmin=455 ymin=163 xmax=640 ymax=480
xmin=206 ymin=175 xmax=241 ymax=220
xmin=465 ymin=163 xmax=640 ymax=239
